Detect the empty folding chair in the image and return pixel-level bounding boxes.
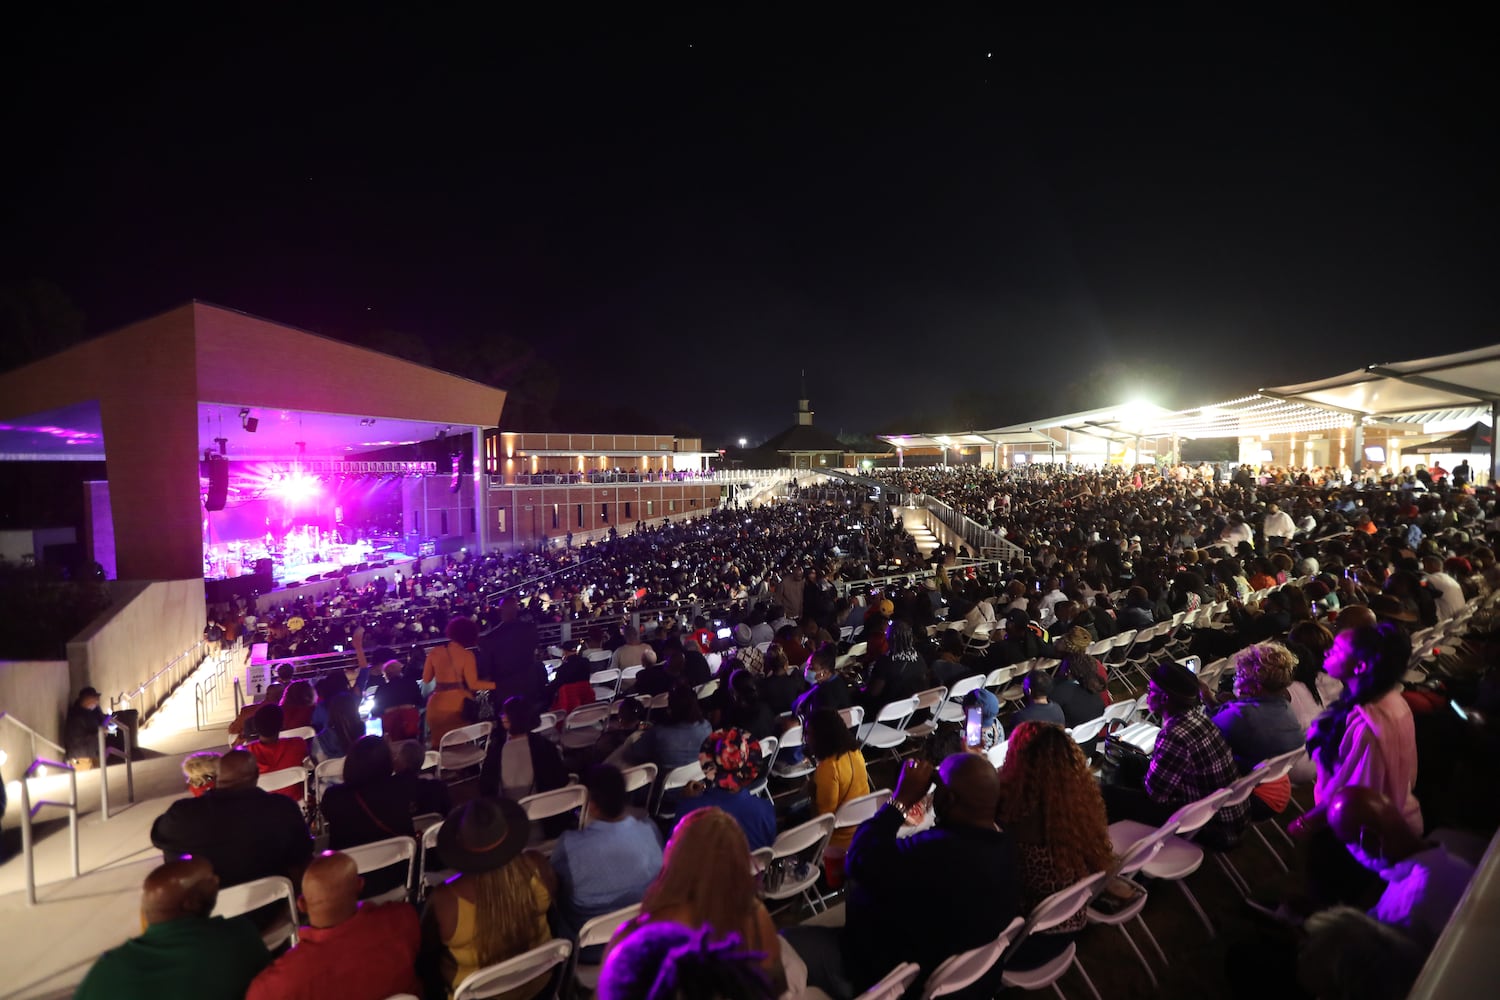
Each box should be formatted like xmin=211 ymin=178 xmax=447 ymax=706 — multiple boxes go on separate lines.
xmin=772 ymin=725 xmax=815 ymax=781
xmin=999 ymin=871 xmax=1109 ymax=999
xmin=746 ymin=736 xmax=779 ymax=799
xmin=1100 ymin=697 xmax=1138 ymax=728
xmin=832 ymin=789 xmax=891 ymax=835
xmin=1086 ymin=824 xmax=1177 ymax=986
xmin=453 ymin=938 xmax=572 ymax=1000
xmin=571 ymin=903 xmax=643 ymax=994
xmin=618 ymin=762 xmax=658 ymax=804
xmin=860 ymin=961 xmax=923 ymax=1000
xmin=279 ymin=726 xmax=318 ymax=742
xmin=519 ymin=783 xmax=590 ymax=853
xmin=619 ymin=665 xmax=645 ymax=691
xmin=342 ymin=835 xmax=417 ymax=904
xmin=837 ymin=705 xmax=865 ymax=732
xmin=588 ymin=668 xmax=622 ymax=702
xmin=904 ymin=686 xmax=948 ymax=745
xmin=313 ymin=757 xmax=344 ymax=799
xmin=437 ymin=722 xmax=492 ymax=779
xmin=857 ymin=696 xmax=919 ymax=759
xmin=585 ymin=648 xmax=614 ymax=664
xmin=416 ymin=820 xmax=452 ymax=900
xmin=558 ymin=702 xmax=614 ymax=751
xmin=212 ymin=874 xmax=299 ymax=950
xmin=758 ymin=814 xmax=837 ymax=915
xmin=1106 ymin=787 xmax=1233 ymax=937
xmin=922 ymin=915 xmax=1025 ymax=999
xmin=1067 ymin=716 xmax=1108 ymax=749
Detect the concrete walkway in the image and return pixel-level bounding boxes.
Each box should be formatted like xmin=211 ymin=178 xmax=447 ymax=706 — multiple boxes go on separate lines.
xmin=0 ymin=653 xmax=238 ymax=999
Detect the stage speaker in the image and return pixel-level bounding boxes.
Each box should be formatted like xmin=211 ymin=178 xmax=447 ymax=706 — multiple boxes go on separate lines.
xmin=254 ymin=558 xmax=274 ymax=577
xmin=205 ymin=458 xmax=229 ymax=511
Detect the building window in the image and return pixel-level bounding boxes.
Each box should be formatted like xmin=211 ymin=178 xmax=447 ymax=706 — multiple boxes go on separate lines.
xmin=468 ymin=508 xmax=476 ymax=533
xmin=624 ymin=501 xmax=632 ymax=519
xmin=668 ymin=500 xmax=675 ymax=513
xmin=552 ymin=504 xmax=560 ymax=529
xmin=576 ymin=504 xmax=584 ymax=528
xmin=646 ymin=501 xmax=653 ymax=516
xmin=601 ymin=504 xmax=609 ymax=523
xmin=440 ymin=510 xmax=449 ymax=535
xmin=413 ymin=510 xmax=420 ymax=533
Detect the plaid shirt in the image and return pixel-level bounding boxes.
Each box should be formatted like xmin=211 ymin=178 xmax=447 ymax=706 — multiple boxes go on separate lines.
xmin=1145 ymin=705 xmax=1249 ymax=844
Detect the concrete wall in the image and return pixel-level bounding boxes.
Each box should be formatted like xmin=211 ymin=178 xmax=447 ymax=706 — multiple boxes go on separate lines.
xmin=0 ymin=660 xmax=71 ymax=782
xmin=66 ymin=578 xmax=206 ymax=717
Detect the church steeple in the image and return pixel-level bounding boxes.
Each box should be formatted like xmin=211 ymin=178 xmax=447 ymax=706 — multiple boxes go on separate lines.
xmin=796 ymin=370 xmax=813 ymax=426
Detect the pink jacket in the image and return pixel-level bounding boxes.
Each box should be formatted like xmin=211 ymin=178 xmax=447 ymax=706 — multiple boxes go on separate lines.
xmin=1315 ymin=688 xmax=1423 ymax=857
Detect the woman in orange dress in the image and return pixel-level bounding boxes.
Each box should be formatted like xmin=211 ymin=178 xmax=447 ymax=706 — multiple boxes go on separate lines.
xmin=422 ymin=616 xmax=493 ymax=748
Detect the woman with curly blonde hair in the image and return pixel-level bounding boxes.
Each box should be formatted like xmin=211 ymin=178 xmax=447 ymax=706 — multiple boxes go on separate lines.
xmin=996 ymin=721 xmax=1114 ymax=965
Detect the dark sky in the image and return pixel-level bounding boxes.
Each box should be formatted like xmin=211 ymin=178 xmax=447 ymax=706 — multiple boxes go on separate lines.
xmin=3 ymin=8 xmax=1496 ymax=444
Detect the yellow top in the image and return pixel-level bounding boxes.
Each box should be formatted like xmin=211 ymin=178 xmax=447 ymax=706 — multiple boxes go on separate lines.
xmin=445 ymin=874 xmax=553 ymax=999
xmin=813 ymin=750 xmax=870 ymax=851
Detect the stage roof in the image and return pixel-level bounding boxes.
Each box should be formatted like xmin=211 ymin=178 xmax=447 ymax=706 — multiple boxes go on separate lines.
xmin=879 ymin=402 xmax=1173 ymax=452
xmin=0 ymin=302 xmax=509 ymax=462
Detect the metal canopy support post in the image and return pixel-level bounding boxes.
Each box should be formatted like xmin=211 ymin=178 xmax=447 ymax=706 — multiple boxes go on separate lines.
xmin=472 ymin=426 xmax=488 ymax=555
xmin=1352 ymin=415 xmax=1365 ymax=477
xmin=1492 ymin=401 xmax=1500 ymax=487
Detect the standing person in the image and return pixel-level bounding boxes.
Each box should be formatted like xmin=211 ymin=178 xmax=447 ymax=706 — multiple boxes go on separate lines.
xmin=74 ymin=859 xmax=269 ymax=1000
xmin=422 ymin=616 xmax=492 ymax=749
xmin=478 ymin=598 xmax=546 ymax=707
xmin=421 ymin=798 xmax=557 ymax=1000
xmin=64 ymin=686 xmax=108 ymax=769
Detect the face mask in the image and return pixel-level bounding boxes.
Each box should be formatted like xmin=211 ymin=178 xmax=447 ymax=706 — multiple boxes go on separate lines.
xmin=805 ymin=668 xmax=820 ymax=685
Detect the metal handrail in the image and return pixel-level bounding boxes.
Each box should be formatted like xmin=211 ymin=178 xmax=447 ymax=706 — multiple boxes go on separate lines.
xmin=0 ymin=709 xmax=66 ymax=759
xmin=113 ymin=638 xmax=210 ymax=724
xmin=97 ymin=723 xmax=135 ymax=821
xmin=917 ymin=496 xmax=1026 ymax=563
xmin=20 ymin=757 xmax=80 ymax=905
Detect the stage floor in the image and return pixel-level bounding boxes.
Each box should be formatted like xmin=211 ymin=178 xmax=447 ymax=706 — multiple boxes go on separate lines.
xmin=273 ymin=549 xmax=415 ymax=585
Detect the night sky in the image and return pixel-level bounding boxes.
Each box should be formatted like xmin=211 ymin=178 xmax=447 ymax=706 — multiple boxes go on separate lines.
xmin=3 ymin=8 xmax=1495 ymax=443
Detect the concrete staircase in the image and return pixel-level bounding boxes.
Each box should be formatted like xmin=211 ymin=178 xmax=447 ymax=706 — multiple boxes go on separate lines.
xmin=907 ymin=520 xmax=940 ymax=558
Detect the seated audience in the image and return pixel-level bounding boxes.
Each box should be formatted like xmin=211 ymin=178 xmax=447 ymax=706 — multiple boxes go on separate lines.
xmin=860 ymin=621 xmax=925 ymax=710
xmin=550 ymin=653 xmax=598 ymax=714
xmin=609 ymin=808 xmax=786 ymax=992
xmin=245 ymin=850 xmax=421 ymax=1000
xmin=319 ymin=736 xmax=429 ymax=897
xmin=964 ymin=687 xmax=1003 ymax=751
xmin=805 ymin=708 xmax=871 ymax=882
xmin=1051 ymin=653 xmax=1108 ymax=730
xmin=1103 ymin=661 xmax=1248 ymax=847
xmin=370 ymin=654 xmax=425 ymax=743
xmin=785 ymin=755 xmax=1021 ymax=999
xmin=181 ymin=751 xmax=220 ymax=797
xmin=794 ymin=643 xmax=852 ymax=718
xmin=551 ymin=764 xmax=664 ymax=934
xmin=598 ymin=921 xmax=774 ymax=1000
xmin=1211 ymin=641 xmax=1305 ymax=773
xmin=996 ymin=722 xmax=1115 ymax=966
xmin=718 ymin=669 xmax=779 ymax=740
xmin=422 ymin=798 xmax=557 ymax=999
xmin=625 ymin=684 xmax=713 ymax=773
xmin=611 ymin=625 xmax=659 ymax=672
xmin=240 ymin=704 xmax=308 ymax=800
xmin=1003 ymin=670 xmax=1066 ymax=735
xmin=74 ymin=858 xmax=269 ymax=1000
xmin=311 ymin=673 xmax=366 ymax=760
xmin=150 ymin=750 xmax=313 ymax=887
xmin=279 ymin=680 xmax=317 ymax=731
xmin=478 ymin=696 xmax=569 ymax=800
xmin=758 ymin=646 xmax=806 ymax=715
xmin=389 ymin=738 xmax=453 ymax=817
xmin=678 ymin=729 xmax=777 ymax=850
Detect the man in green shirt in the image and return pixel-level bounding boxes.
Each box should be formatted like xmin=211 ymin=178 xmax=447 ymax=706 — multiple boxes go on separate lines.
xmin=75 ymin=858 xmax=269 ymax=1000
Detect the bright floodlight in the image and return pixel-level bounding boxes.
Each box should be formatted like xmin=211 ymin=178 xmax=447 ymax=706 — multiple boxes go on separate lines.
xmin=270 ymin=471 xmax=321 ymax=504
xmin=739 ymin=437 xmax=747 ymax=448
xmin=1118 ymin=399 xmax=1155 ymax=430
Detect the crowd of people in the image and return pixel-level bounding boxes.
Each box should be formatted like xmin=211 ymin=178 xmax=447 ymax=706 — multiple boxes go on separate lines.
xmin=73 ymin=463 xmax=1500 ymax=999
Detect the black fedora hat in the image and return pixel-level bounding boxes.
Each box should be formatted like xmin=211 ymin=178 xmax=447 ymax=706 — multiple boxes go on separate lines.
xmin=436 ymin=797 xmax=531 ymax=874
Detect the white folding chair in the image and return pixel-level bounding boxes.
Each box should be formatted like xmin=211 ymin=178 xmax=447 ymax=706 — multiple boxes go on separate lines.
xmin=1100 ymin=698 xmax=1138 ymax=727
xmin=212 ymin=874 xmax=299 ymax=950
xmin=651 ymin=761 xmax=706 ymax=818
xmin=936 ymin=675 xmax=985 ymax=723
xmin=904 ymin=686 xmax=948 ymax=743
xmin=453 ymin=938 xmax=572 ymax=1000
xmin=313 ymin=757 xmax=344 ymax=798
xmin=985 ymin=739 xmax=1008 ymax=769
xmin=999 ymin=871 xmax=1109 ymax=999
xmin=279 ymin=726 xmax=317 ymax=741
xmin=570 ymin=903 xmax=642 ymax=993
xmin=1086 ymin=823 xmax=1177 ymax=986
xmin=772 ymin=724 xmax=815 ymax=780
xmin=1067 ymin=716 xmax=1108 ymax=749
xmin=923 ymin=914 xmax=1025 ymax=998
xmin=559 ymin=703 xmax=614 ymax=751
xmin=258 ymin=765 xmax=308 ymax=796
xmin=585 ymin=649 xmax=614 ymax=664
xmin=342 ymin=835 xmax=417 ymax=904
xmin=437 ymin=722 xmax=492 ymax=778
xmin=1107 ymin=787 xmax=1233 ymax=937
xmin=416 ymin=819 xmax=452 ymax=899
xmin=618 ymin=762 xmax=658 ymax=800
xmin=518 ymin=784 xmax=590 ymax=852
xmin=857 ymin=696 xmax=919 ymax=759
xmin=695 ymin=679 xmax=720 ymax=700
xmin=1113 ymin=720 xmax=1161 ymax=755
xmin=746 ymin=736 xmax=779 ymax=799
xmin=862 ymin=961 xmax=923 ymax=1000
xmin=837 ymin=705 xmax=865 ymax=731
xmin=758 ymin=814 xmax=837 ymax=914
xmin=832 ymin=789 xmax=891 ymax=834
xmin=588 ymin=668 xmax=622 ymax=702
xmin=619 ymin=665 xmax=645 ymax=690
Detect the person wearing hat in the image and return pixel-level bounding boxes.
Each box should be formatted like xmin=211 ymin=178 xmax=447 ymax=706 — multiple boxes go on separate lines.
xmin=1102 ymin=660 xmax=1248 ymax=848
xmin=1367 ymin=593 xmax=1419 ymax=634
xmin=424 ymin=797 xmax=556 ymax=998
xmin=676 ymin=729 xmax=776 ymax=850
xmin=723 ymin=623 xmax=765 ymax=675
xmin=64 ymin=685 xmax=110 ymax=769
